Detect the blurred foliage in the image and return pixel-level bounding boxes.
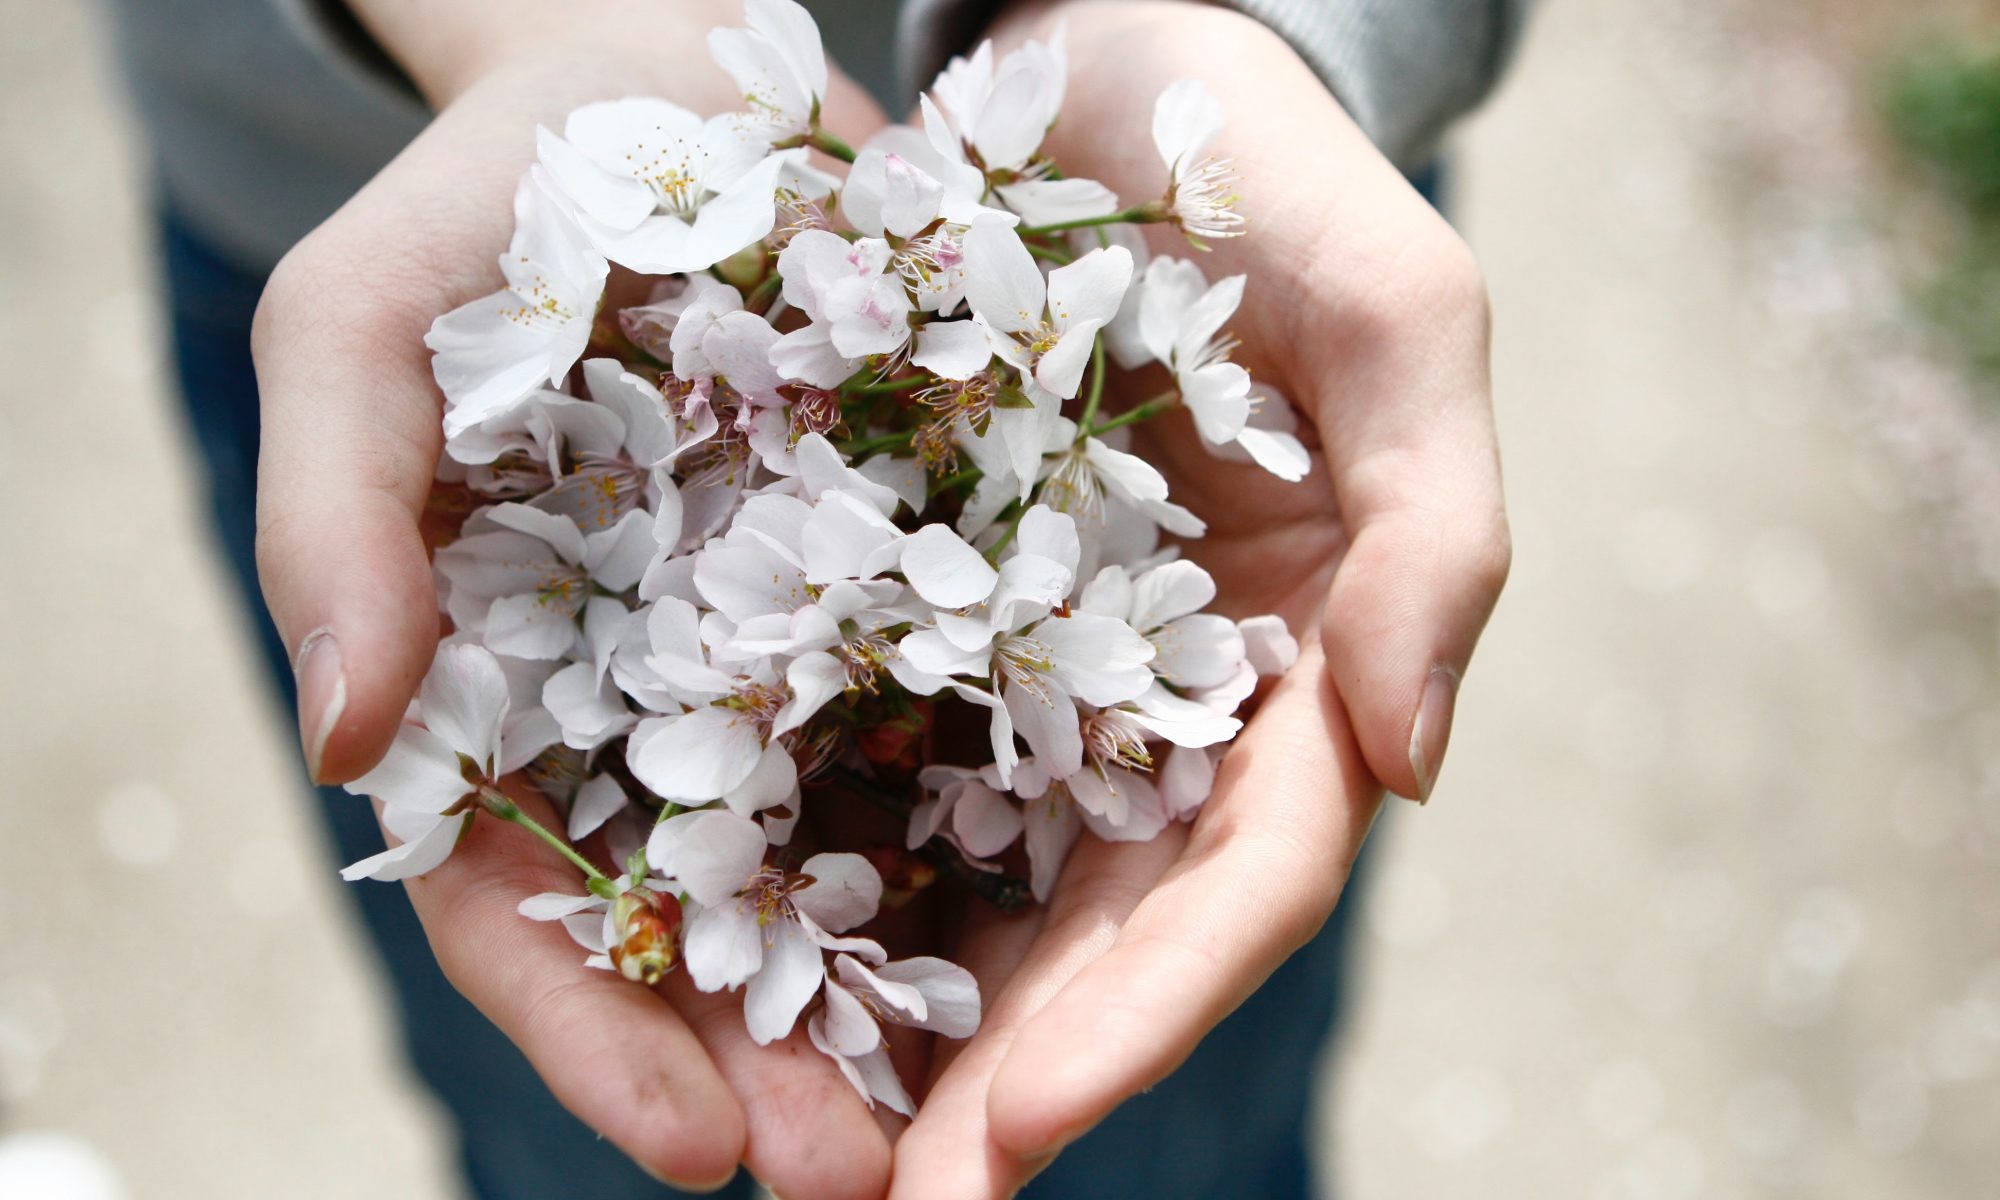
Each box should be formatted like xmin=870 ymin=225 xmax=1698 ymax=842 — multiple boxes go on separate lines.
xmin=1880 ymin=35 xmax=2000 ymax=384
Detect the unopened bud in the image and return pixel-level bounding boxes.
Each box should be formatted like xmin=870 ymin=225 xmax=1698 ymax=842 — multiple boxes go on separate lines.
xmin=864 ymin=846 xmax=939 ymax=910
xmin=609 ymin=888 xmax=683 ymax=985
xmin=717 ymin=243 xmax=769 ymax=289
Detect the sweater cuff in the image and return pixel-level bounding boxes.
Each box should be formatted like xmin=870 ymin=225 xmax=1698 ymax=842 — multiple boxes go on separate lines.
xmin=1218 ymin=0 xmax=1528 ymax=168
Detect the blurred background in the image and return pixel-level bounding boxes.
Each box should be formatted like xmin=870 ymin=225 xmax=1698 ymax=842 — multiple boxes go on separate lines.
xmin=4 ymin=0 xmax=2000 ymax=1196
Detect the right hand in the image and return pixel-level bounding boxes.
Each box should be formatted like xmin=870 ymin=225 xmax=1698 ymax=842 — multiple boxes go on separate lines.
xmin=251 ymin=7 xmax=897 ymax=1194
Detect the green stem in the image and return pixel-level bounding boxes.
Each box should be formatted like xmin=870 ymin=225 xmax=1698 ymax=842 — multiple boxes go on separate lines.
xmin=840 ymin=429 xmax=916 ymax=456
xmin=1076 ymin=336 xmax=1108 ymax=431
xmin=843 ymin=375 xmax=928 ymax=397
xmin=1024 ymin=240 xmax=1075 ymax=265
xmin=744 ymin=272 xmax=783 ymax=316
xmin=1085 ymin=389 xmax=1180 ymax=439
xmin=808 ymin=125 xmax=858 ymax=163
xmin=928 ymin=466 xmax=982 ymax=496
xmin=478 ymin=786 xmax=607 ymax=883
xmin=1018 ymin=203 xmax=1164 ymax=238
xmin=983 ymin=503 xmax=1029 ymax=562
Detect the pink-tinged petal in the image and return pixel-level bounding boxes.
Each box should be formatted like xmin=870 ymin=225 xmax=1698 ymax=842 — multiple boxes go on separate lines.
xmin=952 ymin=780 xmax=1025 ymax=858
xmin=345 ymin=725 xmax=472 ymax=815
xmin=871 ymin=957 xmax=981 ymax=1038
xmin=962 ymin=218 xmax=1045 ymax=334
xmin=906 ymin=796 xmax=947 ymax=850
xmin=628 ymin=706 xmax=767 ymax=803
xmin=899 ymin=523 xmax=999 ymax=608
xmin=880 ymin=152 xmax=946 ymax=238
xmin=1020 ymin=793 xmax=1082 ymax=903
xmin=1046 ymin=245 xmax=1133 ymax=334
xmin=1150 ymin=78 xmax=1225 ymax=173
xmin=339 ymin=811 xmax=468 ymax=882
xmin=417 ymin=643 xmax=511 ymax=771
xmin=822 ymin=978 xmax=884 ymax=1056
xmin=1159 ymin=743 xmax=1217 ymax=819
xmin=567 ymin=772 xmax=628 ymax=841
xmin=722 ymin=742 xmax=799 ymax=816
xmin=770 ymin=321 xmax=855 ymax=388
xmin=743 ymin=918 xmax=824 ymax=1044
xmin=1066 ymin=765 xmax=1129 ymax=826
xmin=1238 ymin=614 xmax=1300 ymax=675
xmin=684 ymin=900 xmax=764 ymax=991
xmin=647 ymin=809 xmax=766 ymax=908
xmin=911 ymin=320 xmax=992 ymax=380
xmin=792 ymin=852 xmax=883 ymax=933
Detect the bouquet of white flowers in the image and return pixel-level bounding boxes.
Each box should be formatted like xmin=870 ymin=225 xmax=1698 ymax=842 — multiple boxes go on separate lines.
xmin=341 ymin=0 xmax=1307 ymax=1116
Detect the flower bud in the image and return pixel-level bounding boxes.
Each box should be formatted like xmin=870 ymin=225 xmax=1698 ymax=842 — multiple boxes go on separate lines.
xmin=609 ymin=888 xmax=683 ymax=986
xmin=716 ymin=243 xmax=769 ymax=289
xmin=864 ymin=846 xmax=938 ymax=910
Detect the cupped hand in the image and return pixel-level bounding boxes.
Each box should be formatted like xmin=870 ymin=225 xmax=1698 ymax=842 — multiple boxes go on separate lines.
xmin=250 ymin=10 xmax=902 ymax=1195
xmin=888 ymin=4 xmax=1510 ymax=1196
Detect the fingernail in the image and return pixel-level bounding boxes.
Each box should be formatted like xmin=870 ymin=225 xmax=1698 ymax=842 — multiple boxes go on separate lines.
xmin=640 ymin=1163 xmax=737 ymax=1193
xmin=1407 ymin=665 xmax=1459 ymax=805
xmin=295 ymin=627 xmax=346 ymax=784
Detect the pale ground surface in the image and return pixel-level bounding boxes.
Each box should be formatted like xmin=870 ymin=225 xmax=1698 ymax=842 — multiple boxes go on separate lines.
xmin=2 ymin=1 xmax=1998 ymax=1199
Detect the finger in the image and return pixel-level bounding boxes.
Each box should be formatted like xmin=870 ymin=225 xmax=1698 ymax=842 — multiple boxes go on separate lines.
xmin=1298 ymin=201 xmax=1510 ymax=803
xmin=890 ymin=833 xmax=1183 ymax=1200
xmin=983 ymin=643 xmax=1379 ymax=1160
xmin=252 ymin=75 xmax=571 ymax=787
xmin=402 ymin=789 xmax=746 ymax=1190
xmin=660 ymin=973 xmax=894 ymax=1200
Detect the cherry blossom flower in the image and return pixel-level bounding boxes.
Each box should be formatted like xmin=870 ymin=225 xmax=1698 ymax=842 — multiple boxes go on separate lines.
xmin=1151 ymin=79 xmax=1244 ymax=243
xmin=427 ymin=168 xmax=607 ymax=439
xmin=709 ymin=0 xmax=829 ymax=143
xmin=962 ymin=219 xmax=1131 ymax=401
xmin=810 ymin=953 xmax=980 ymax=1113
xmin=342 ymin=645 xmax=549 ymax=881
xmin=436 ymin=503 xmax=655 ymax=660
xmin=648 ymin=810 xmax=885 ymax=1043
xmin=535 ymin=97 xmax=790 ymax=274
xmin=926 ymin=31 xmax=1068 ymax=179
xmin=518 ymin=871 xmax=684 ymax=983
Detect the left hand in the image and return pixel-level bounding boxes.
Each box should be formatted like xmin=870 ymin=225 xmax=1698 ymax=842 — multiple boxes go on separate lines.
xmin=887 ymin=4 xmax=1510 ymax=1195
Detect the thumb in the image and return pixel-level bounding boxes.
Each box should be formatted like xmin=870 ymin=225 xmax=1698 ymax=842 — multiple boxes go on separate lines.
xmin=1311 ymin=237 xmax=1510 ymax=803
xmin=251 ymin=247 xmax=444 ymax=785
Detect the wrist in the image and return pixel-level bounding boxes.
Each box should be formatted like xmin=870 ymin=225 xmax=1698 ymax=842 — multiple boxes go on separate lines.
xmin=343 ymin=0 xmax=741 ymax=107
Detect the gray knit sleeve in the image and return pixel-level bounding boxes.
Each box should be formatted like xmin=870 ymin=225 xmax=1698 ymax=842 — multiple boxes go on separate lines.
xmin=1220 ymin=0 xmax=1532 ymax=167
xmin=899 ymin=0 xmax=1533 ymax=168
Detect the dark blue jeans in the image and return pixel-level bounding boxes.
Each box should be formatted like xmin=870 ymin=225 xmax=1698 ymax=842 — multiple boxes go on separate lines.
xmin=163 ymin=206 xmax=1381 ymax=1199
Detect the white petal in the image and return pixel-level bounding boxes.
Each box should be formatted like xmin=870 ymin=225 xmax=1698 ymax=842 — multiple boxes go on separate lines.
xmin=517 ymin=891 xmax=605 ymax=921
xmin=1239 ymin=614 xmax=1300 ymax=675
xmin=628 ymin=707 xmax=768 ymax=802
xmin=684 ymin=900 xmax=764 ymax=991
xmin=1129 ymin=560 xmax=1216 ymax=629
xmin=822 ymin=978 xmax=884 ymax=1055
xmin=1159 ymin=743 xmax=1217 ymax=819
xmin=744 ymin=918 xmax=824 ymax=1044
xmin=417 ymin=643 xmax=511 ymax=772
xmin=1020 ymin=794 xmax=1081 ymax=903
xmin=951 ymin=781 xmax=1024 ymax=858
xmin=871 ymin=957 xmax=982 ymax=1038
xmin=1035 ymin=613 xmax=1157 ymax=706
xmin=647 ymin=809 xmax=766 ymax=908
xmin=961 ymin=218 xmax=1044 ymax=334
xmin=1032 ymin=319 xmax=1103 ymax=399
xmin=567 ymin=772 xmax=628 ymax=840
xmin=721 ymin=742 xmax=799 ymax=816
xmin=775 ymin=651 xmax=845 ymax=735
xmin=1234 ymin=426 xmax=1312 ymax=482
xmin=792 ymin=852 xmax=882 ymax=933
xmin=345 ymin=725 xmax=473 ymax=815
xmin=1046 ymin=246 xmax=1133 ymax=333
xmin=1151 ymin=78 xmax=1224 ymax=173
xmin=339 ymin=811 xmax=468 ymax=882
xmin=899 ymin=524 xmax=998 ymax=608
xmin=1151 ymin=613 xmax=1246 ymax=690
xmin=911 ymin=320 xmax=992 ymax=380
xmin=1004 ymin=680 xmax=1082 ymax=779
